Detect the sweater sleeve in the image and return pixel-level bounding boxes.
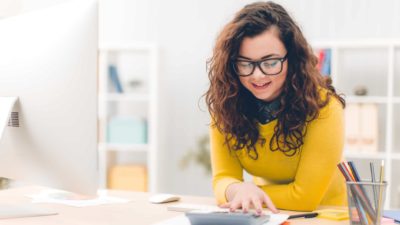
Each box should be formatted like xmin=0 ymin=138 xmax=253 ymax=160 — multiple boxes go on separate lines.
xmin=260 ymin=98 xmax=345 ymax=211
xmin=210 ymin=124 xmax=244 ymax=204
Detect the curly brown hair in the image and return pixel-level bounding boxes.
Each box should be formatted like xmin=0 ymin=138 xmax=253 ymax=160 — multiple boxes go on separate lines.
xmin=205 ymin=1 xmax=345 ymax=158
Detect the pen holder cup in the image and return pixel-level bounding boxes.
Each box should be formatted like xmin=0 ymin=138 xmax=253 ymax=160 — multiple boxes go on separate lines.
xmin=346 ymin=181 xmax=387 ymax=225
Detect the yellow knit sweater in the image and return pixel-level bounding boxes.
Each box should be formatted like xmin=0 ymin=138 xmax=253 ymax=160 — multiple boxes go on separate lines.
xmin=210 ymin=94 xmax=347 ymax=211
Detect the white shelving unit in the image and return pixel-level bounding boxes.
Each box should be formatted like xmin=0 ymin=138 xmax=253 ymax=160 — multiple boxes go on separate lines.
xmin=312 ymin=39 xmax=400 ymax=209
xmin=98 ymin=42 xmax=158 ymax=193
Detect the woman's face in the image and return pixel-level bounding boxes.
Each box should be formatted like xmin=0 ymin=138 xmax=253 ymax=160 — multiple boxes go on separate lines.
xmin=237 ymin=26 xmax=288 ymax=102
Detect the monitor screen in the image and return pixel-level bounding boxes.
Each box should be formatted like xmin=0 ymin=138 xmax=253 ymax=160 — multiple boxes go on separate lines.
xmin=0 ymin=0 xmax=98 ymax=196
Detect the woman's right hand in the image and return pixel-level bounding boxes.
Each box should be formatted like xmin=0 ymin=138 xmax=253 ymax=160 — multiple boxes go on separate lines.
xmin=219 ymin=182 xmax=279 ymax=215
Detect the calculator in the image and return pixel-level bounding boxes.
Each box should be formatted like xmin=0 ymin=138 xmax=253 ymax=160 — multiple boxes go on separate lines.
xmin=185 ymin=210 xmax=270 ymax=225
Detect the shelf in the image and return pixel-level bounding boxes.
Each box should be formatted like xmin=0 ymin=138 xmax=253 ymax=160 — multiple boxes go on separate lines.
xmin=344 ymin=96 xmax=388 ymax=104
xmin=344 ymin=96 xmax=400 ymax=104
xmin=391 ymin=153 xmax=400 ymax=160
xmin=311 ymin=39 xmax=400 ymax=49
xmin=97 ymin=41 xmax=158 ymax=192
xmin=344 ymin=151 xmax=400 ymax=160
xmin=344 ymin=151 xmax=386 ymax=159
xmin=98 ymin=143 xmax=149 ymax=152
xmin=312 ymin=39 xmax=400 ymax=209
xmin=99 ymin=93 xmax=149 ymax=102
xmin=99 ymin=42 xmax=156 ymax=52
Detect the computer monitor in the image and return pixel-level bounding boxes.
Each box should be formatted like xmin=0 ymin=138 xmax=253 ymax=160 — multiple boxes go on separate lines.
xmin=0 ymin=0 xmax=98 ymax=196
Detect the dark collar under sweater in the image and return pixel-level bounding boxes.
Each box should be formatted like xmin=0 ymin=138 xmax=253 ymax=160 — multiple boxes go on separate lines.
xmin=255 ymin=98 xmax=281 ymax=124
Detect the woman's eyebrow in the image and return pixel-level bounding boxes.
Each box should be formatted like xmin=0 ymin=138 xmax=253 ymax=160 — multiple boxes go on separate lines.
xmin=237 ymin=53 xmax=281 ymax=60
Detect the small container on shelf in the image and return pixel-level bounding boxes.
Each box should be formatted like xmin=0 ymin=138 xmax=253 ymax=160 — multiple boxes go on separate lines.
xmin=107 ymin=115 xmax=147 ymax=144
xmin=108 ymin=164 xmax=147 ymax=191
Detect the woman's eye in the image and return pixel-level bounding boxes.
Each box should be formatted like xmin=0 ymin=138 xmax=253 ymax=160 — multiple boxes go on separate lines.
xmin=238 ymin=62 xmax=252 ymax=67
xmin=263 ymin=60 xmax=279 ymax=68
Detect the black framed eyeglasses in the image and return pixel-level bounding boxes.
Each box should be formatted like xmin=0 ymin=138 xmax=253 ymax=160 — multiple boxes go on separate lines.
xmin=232 ymin=54 xmax=288 ymax=77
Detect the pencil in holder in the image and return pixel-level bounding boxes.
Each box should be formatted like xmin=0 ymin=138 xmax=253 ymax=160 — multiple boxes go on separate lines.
xmin=346 ymin=181 xmax=387 ymax=225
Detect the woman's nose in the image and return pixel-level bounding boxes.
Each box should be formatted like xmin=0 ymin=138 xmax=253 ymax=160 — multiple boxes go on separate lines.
xmin=252 ymin=65 xmax=265 ymax=79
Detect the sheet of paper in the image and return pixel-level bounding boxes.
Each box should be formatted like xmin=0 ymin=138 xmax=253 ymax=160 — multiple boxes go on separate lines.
xmin=384 ymin=210 xmax=400 ymax=222
xmin=152 ymin=213 xmax=289 ymax=225
xmin=27 ymin=189 xmax=131 ymax=207
xmin=0 ymin=96 xmax=18 ymax=139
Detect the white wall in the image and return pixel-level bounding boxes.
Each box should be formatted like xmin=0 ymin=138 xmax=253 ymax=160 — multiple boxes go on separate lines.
xmin=6 ymin=0 xmax=400 ymax=196
xmin=0 ymin=0 xmax=21 ymax=18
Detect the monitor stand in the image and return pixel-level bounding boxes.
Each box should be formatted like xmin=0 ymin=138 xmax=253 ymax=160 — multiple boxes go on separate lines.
xmin=0 ymin=97 xmax=58 ymax=219
xmin=0 ymin=97 xmax=95 ymax=219
xmin=0 ymin=203 xmax=57 ymax=219
xmin=0 ymin=187 xmax=98 ymax=219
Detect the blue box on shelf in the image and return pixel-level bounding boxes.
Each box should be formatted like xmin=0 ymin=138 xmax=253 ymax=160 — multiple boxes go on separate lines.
xmin=107 ymin=116 xmax=147 ymax=144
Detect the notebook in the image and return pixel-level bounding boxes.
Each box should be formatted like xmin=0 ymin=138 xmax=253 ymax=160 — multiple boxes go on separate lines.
xmin=383 ymin=210 xmax=400 ymax=223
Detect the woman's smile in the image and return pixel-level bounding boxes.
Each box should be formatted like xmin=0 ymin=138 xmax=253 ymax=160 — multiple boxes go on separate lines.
xmin=251 ymin=81 xmax=272 ymax=90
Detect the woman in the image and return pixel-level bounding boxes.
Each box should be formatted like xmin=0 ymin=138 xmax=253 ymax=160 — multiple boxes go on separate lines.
xmin=205 ymin=1 xmax=346 ymax=214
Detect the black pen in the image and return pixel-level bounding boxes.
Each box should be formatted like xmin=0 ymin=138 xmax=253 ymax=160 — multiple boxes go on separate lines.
xmin=288 ymin=212 xmax=318 ymax=219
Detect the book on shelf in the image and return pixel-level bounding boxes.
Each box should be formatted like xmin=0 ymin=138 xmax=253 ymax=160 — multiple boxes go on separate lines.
xmin=344 ymin=103 xmax=378 ymax=153
xmin=315 ymin=49 xmax=331 ymax=76
xmin=108 ymin=64 xmax=124 ymax=93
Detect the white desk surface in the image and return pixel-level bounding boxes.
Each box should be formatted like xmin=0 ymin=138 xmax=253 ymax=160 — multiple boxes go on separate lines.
xmin=0 ymin=186 xmax=349 ymax=225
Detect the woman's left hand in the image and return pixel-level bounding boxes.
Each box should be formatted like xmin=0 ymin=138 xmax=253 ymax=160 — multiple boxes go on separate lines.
xmin=219 ymin=182 xmax=279 ymax=215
